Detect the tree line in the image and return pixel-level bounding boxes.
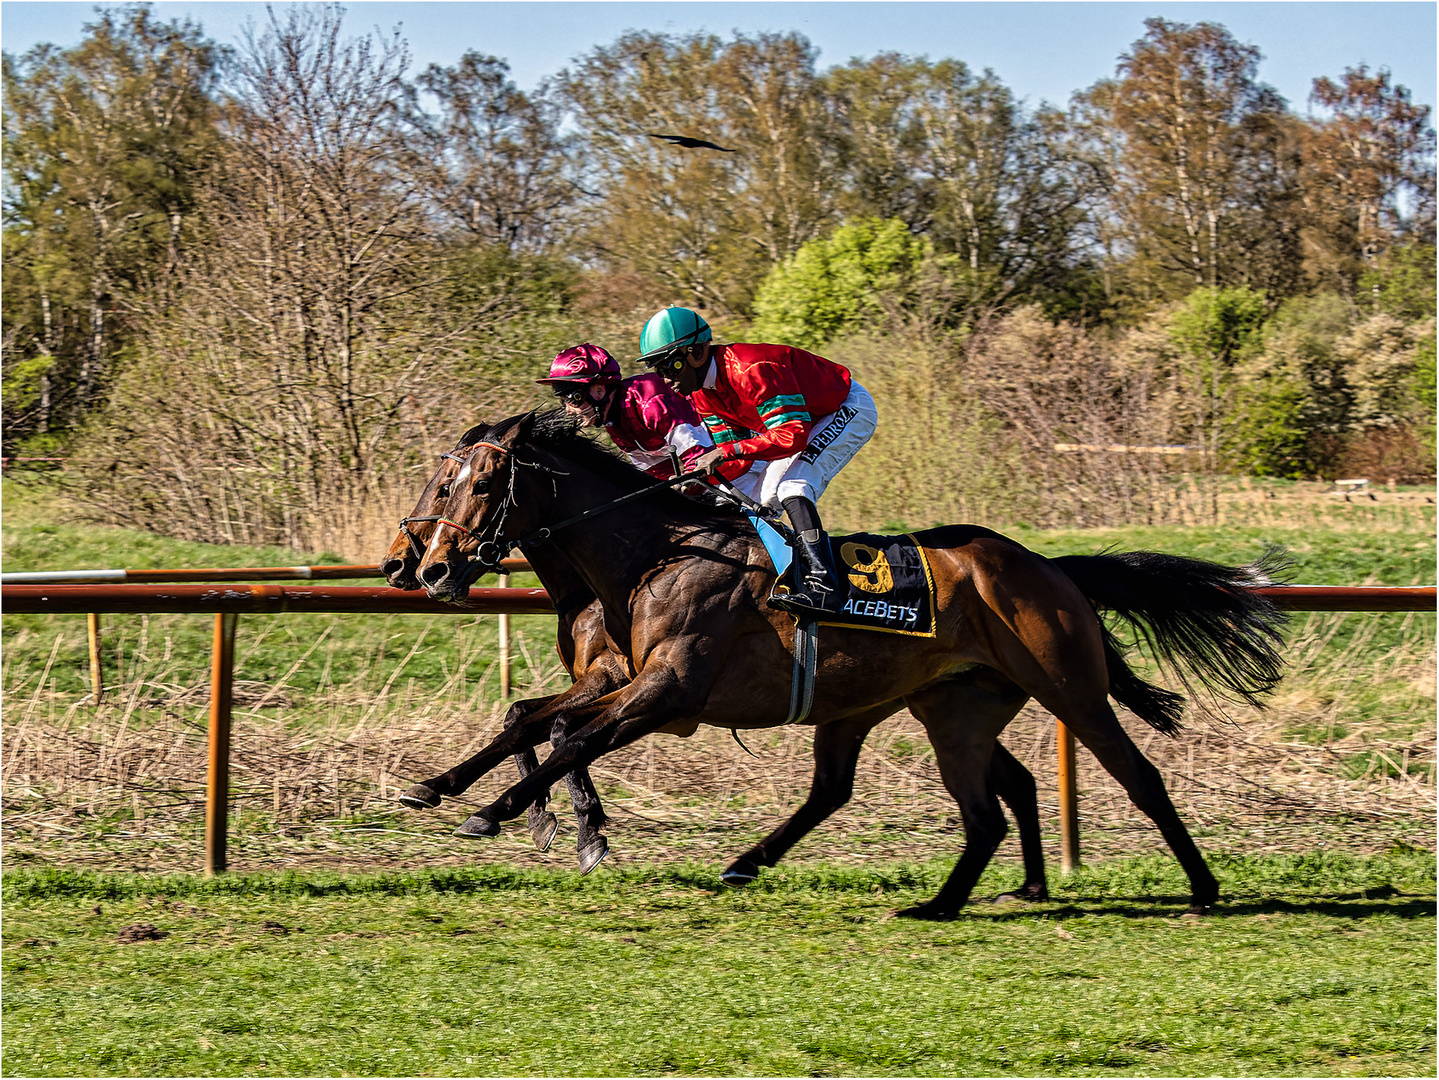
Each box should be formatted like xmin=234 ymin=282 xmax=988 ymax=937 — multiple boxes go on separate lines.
xmin=2 ymin=4 xmax=1433 ymax=547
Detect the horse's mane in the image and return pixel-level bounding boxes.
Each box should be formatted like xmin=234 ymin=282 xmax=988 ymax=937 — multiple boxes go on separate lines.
xmin=473 ymin=409 xmax=738 ymax=517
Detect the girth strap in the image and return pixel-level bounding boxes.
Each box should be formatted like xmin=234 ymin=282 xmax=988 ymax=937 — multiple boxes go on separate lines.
xmin=785 ymin=618 xmax=818 ymax=725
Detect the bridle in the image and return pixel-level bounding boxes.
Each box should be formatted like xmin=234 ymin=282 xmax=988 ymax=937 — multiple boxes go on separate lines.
xmin=394 ymin=442 xmax=518 ymax=574
xmin=401 ymin=436 xmax=793 ymax=581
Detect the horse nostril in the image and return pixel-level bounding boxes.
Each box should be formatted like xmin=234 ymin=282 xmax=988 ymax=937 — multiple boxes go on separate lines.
xmin=419 ymin=562 xmax=448 ymax=586
xmin=380 ymin=557 xmax=405 ymax=579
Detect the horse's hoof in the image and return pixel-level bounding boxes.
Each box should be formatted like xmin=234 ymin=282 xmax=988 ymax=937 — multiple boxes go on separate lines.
xmin=454 ymin=814 xmax=500 ymax=838
xmin=578 ymin=838 xmax=609 ymax=875
xmin=1182 ymin=904 xmax=1211 ymax=918
xmin=398 ymin=784 xmax=441 ymax=810
xmin=527 ymin=810 xmax=559 ymax=853
xmin=983 ymin=884 xmax=1048 ymax=904
xmin=721 ymin=858 xmax=759 ymax=887
xmin=895 ymin=901 xmax=959 ymax=922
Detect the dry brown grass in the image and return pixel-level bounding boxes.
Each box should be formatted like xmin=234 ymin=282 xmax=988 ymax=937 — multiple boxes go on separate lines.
xmin=4 ymin=607 xmax=1432 ymax=876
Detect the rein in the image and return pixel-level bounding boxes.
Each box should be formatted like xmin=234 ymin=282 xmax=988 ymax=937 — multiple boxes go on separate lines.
xmin=399 ymin=437 xmax=793 ymax=576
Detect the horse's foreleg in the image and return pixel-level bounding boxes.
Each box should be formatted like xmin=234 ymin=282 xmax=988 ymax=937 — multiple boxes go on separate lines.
xmin=454 ymin=666 xmax=706 ymax=839
xmin=988 ymin=742 xmax=1048 ymax=901
xmin=493 ymin=694 xmax=562 ymax=850
xmin=721 ymin=706 xmax=896 ymax=886
xmin=549 ymin=716 xmax=611 ymax=874
xmin=401 ymin=662 xmax=627 ymax=811
xmin=518 ymin=663 xmax=629 ymax=853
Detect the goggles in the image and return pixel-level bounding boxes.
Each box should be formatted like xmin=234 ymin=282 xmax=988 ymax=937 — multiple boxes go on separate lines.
xmin=554 ymin=385 xmax=592 ymax=405
xmin=644 ymin=349 xmax=689 ymax=377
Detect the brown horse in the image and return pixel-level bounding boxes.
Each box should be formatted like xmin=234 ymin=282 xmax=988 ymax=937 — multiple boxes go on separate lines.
xmin=386 ymin=427 xmax=1056 ymax=894
xmin=413 ymin=411 xmax=1285 ymax=916
xmin=385 ymin=427 xmax=1055 ymax=894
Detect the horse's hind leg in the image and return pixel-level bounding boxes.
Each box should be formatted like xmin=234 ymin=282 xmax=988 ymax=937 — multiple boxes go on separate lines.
xmin=548 ymin=716 xmax=611 ymax=874
xmin=989 ymin=742 xmax=1048 ymax=901
xmin=971 ymin=554 xmax=1217 ymax=911
xmin=721 ymin=705 xmax=897 ymax=886
xmin=1051 ymin=699 xmax=1218 ymax=912
xmin=899 ymin=669 xmax=1031 ymax=920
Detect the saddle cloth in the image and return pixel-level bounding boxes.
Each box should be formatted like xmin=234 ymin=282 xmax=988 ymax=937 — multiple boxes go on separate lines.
xmin=747 ymin=516 xmax=937 ymax=637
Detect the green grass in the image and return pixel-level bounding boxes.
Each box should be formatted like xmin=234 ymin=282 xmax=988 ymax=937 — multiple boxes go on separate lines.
xmin=4 ymin=854 xmax=1434 ymax=1077
xmin=1 ymin=478 xmax=554 ymax=713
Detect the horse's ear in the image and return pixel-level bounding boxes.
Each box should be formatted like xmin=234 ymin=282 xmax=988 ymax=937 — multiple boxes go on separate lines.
xmin=456 ymin=423 xmax=489 ymax=449
xmin=507 ymin=410 xmax=539 ymax=446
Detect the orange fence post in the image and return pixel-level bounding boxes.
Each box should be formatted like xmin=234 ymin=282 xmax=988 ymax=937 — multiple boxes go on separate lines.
xmin=86 ymin=612 xmax=104 ymax=703
xmin=1057 ymin=720 xmax=1080 ymax=874
xmin=205 ymin=612 xmax=238 ymax=876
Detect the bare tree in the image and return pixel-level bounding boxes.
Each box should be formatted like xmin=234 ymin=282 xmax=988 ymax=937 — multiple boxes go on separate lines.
xmin=414 ymin=51 xmax=576 ymax=251
xmin=69 ymin=6 xmax=513 ymax=551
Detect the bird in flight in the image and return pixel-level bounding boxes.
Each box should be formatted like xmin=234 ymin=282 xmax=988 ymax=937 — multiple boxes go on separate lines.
xmin=647 ymin=133 xmax=738 ymax=152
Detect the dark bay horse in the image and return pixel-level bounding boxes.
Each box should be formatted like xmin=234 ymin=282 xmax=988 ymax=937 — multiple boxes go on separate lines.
xmin=381 ymin=428 xmax=620 ymax=871
xmin=411 ymin=411 xmax=1286 ymax=916
xmin=385 ymin=426 xmax=1056 ymax=894
xmin=384 ymin=426 xmax=1055 ymax=894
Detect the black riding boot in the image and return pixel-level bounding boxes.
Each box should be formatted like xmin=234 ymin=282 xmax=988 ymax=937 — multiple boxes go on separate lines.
xmin=772 ymin=497 xmax=842 ymax=616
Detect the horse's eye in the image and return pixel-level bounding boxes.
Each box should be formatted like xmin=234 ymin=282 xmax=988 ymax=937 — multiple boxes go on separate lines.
xmin=473 ymin=479 xmax=491 ymax=495
xmin=436 ymin=482 xmax=452 ymax=499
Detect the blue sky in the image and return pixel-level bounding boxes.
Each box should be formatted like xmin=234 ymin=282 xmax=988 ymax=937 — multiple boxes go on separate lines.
xmin=2 ymin=2 xmax=1434 ymax=114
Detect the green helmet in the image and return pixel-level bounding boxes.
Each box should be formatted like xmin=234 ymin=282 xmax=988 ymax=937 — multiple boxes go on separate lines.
xmin=638 ymin=307 xmax=712 ymax=365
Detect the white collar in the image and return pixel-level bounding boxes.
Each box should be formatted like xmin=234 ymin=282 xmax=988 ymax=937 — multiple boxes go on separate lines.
xmin=702 ymin=355 xmax=718 ymax=389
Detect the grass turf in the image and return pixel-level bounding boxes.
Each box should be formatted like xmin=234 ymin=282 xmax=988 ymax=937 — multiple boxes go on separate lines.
xmin=3 ymin=853 xmax=1435 ymax=1077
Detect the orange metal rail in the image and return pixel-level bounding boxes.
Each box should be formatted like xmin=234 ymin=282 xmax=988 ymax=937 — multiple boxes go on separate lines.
xmin=0 ymin=558 xmax=530 ymax=585
xmin=3 ymin=581 xmax=1432 ymax=876
xmin=2 ymin=583 xmax=554 ymax=615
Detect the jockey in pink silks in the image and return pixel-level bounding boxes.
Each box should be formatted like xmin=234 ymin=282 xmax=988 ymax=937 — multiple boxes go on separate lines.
xmin=537 ymin=343 xmax=751 ymax=483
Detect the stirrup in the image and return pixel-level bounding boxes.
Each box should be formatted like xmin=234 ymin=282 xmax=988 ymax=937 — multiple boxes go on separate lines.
xmin=770 ymin=582 xmax=841 ymax=616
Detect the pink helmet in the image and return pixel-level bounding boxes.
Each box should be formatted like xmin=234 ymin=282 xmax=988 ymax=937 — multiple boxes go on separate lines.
xmin=537 ymin=343 xmax=621 ymax=386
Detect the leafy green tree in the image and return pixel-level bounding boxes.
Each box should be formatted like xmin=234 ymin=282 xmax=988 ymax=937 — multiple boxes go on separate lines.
xmin=1303 ymin=66 xmax=1435 ymax=287
xmin=2 ymin=4 xmax=221 ymax=447
xmin=1168 ymin=285 xmax=1268 ymax=473
xmin=822 ymin=54 xmax=930 ymax=228
xmin=414 ymin=51 xmax=575 ymax=252
xmin=750 ymin=218 xmax=934 ymax=349
xmin=1358 ymin=242 xmax=1436 ymax=456
xmin=914 ymin=61 xmax=1096 ymax=315
xmin=1227 ymin=294 xmax=1353 ymax=476
xmin=555 ymin=30 xmax=837 ymax=315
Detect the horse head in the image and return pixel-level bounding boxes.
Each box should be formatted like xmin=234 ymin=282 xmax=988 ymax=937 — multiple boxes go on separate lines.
xmin=416 ymin=411 xmax=557 ymax=602
xmin=383 ymin=425 xmax=495 ymax=591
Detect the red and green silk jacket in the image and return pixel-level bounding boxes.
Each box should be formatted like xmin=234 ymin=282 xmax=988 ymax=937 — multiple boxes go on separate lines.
xmin=690 ymin=343 xmax=853 ymax=465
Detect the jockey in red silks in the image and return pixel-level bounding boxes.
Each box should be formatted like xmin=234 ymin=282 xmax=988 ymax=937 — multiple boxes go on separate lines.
xmin=636 ymin=307 xmax=877 ymax=616
xmin=536 ymin=342 xmax=742 ymax=482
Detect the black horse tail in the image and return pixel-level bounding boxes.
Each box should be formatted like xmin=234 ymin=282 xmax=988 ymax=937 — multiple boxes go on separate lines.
xmin=1053 ymin=548 xmax=1291 ymax=735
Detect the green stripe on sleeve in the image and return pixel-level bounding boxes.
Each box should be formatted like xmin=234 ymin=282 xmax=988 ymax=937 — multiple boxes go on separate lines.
xmin=703 ymin=415 xmax=743 ymax=445
xmin=758 ymin=394 xmax=807 ymax=421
